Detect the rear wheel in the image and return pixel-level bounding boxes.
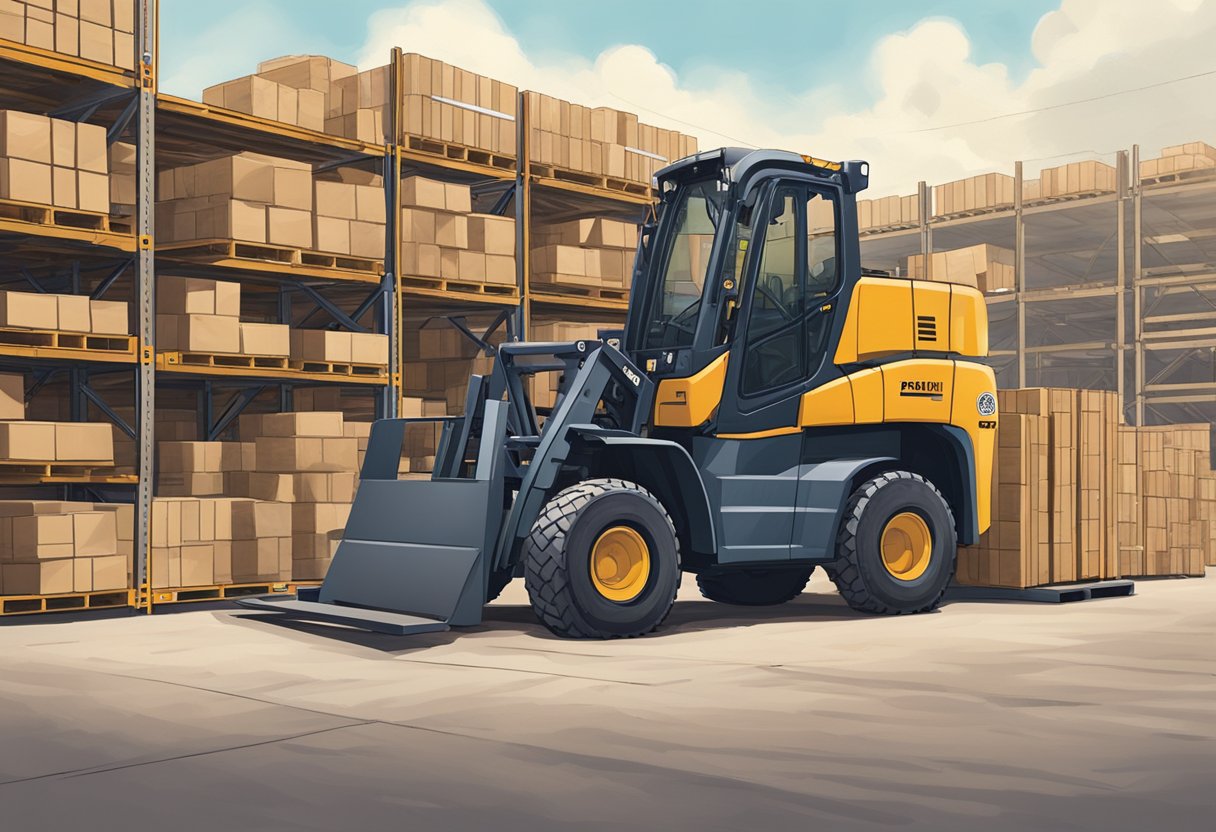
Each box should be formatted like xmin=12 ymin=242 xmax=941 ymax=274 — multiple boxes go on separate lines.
xmin=696 ymin=566 xmax=813 ymax=606
xmin=524 ymin=478 xmax=681 ymax=639
xmin=826 ymin=471 xmax=956 ymax=614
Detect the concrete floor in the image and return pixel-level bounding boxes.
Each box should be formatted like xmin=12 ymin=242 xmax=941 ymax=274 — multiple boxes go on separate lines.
xmin=0 ymin=571 xmax=1213 ymax=832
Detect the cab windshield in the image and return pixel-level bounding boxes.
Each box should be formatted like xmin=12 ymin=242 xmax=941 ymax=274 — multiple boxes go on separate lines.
xmin=642 ymin=178 xmax=729 ymax=350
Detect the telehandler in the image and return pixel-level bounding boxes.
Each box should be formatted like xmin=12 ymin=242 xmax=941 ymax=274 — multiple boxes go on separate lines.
xmin=240 ymin=147 xmax=997 ymax=638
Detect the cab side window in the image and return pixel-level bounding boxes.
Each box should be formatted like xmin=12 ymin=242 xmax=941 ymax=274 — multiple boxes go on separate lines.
xmin=741 ymin=188 xmax=805 ymax=396
xmin=740 ymin=185 xmax=840 ymax=398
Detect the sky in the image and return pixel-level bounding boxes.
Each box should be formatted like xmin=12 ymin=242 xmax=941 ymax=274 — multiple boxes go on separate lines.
xmin=159 ymin=0 xmax=1216 ymax=195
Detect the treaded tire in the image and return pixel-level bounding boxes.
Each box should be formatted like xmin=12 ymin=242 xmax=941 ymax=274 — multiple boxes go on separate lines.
xmin=826 ymin=471 xmax=956 ymax=615
xmin=696 ymin=567 xmax=813 ymax=606
xmin=524 ymin=478 xmax=680 ymax=639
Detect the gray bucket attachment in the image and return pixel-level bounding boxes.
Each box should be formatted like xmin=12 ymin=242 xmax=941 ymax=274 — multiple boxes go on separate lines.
xmin=237 ymin=400 xmax=509 ymax=634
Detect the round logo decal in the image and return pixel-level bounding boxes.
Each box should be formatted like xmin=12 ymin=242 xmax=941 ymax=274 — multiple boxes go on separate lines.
xmin=977 ymin=392 xmax=997 ymax=416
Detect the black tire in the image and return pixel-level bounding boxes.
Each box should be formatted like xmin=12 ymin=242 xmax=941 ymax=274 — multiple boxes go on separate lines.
xmin=696 ymin=566 xmax=813 ymax=606
xmin=826 ymin=471 xmax=956 ymax=615
xmin=524 ymin=478 xmax=681 ymax=639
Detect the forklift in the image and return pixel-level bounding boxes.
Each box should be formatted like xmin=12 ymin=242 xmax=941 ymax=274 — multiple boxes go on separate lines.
xmin=240 ymin=147 xmax=997 ymax=638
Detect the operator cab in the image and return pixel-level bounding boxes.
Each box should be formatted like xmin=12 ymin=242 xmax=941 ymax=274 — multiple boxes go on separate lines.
xmin=623 ymin=148 xmax=870 ymax=397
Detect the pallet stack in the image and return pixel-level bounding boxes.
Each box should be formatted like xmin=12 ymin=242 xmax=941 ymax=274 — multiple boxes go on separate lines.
xmin=531 ymin=217 xmax=637 ymax=296
xmin=906 ymin=244 xmax=1015 ymax=293
xmin=148 ymin=497 xmax=295 ymax=587
xmin=400 ymin=175 xmax=516 ymax=286
xmin=524 ymin=92 xmax=697 ymax=186
xmin=0 ymin=109 xmax=109 ymax=212
xmin=0 ymin=501 xmax=126 ymax=595
xmin=932 ymin=173 xmax=1014 ymax=217
xmin=857 ymin=194 xmax=919 ymax=231
xmin=0 ymin=372 xmax=116 ymax=468
xmin=236 ymin=411 xmax=359 ymax=580
xmin=1 ymin=289 xmax=128 ymax=334
xmin=528 ymin=321 xmax=602 ymax=410
xmin=313 ymin=169 xmax=387 ymax=260
xmin=960 ymin=389 xmax=1214 ymax=587
xmin=1139 ymin=141 xmax=1216 ymax=180
xmin=156 ymin=153 xmax=316 ymax=250
xmin=396 ymin=53 xmax=518 ymax=156
xmin=1038 ymin=160 xmax=1117 ymax=198
xmin=0 ymin=0 xmax=136 ymax=70
xmin=404 ymin=322 xmax=497 ymax=413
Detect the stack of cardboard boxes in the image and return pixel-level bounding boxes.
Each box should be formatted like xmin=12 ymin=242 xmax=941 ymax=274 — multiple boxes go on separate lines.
xmin=0 ymin=109 xmax=109 ymax=212
xmin=404 ymin=322 xmax=498 ymax=414
xmin=395 ymin=53 xmax=518 ymax=155
xmin=156 ymin=153 xmax=315 ymax=250
xmin=157 ymin=275 xmax=292 ymax=358
xmin=932 ymin=173 xmax=1015 ymax=217
xmin=960 ymin=389 xmax=1214 ymax=587
xmin=0 ymin=501 xmax=126 ymax=595
xmin=531 ymin=217 xmax=637 ymax=294
xmin=0 ymin=372 xmax=116 ymax=466
xmin=1139 ymin=141 xmax=1216 ymax=180
xmin=400 ymin=175 xmax=516 ymax=286
xmin=203 ymin=68 xmax=328 ymax=132
xmin=0 ymin=288 xmax=128 ymax=334
xmin=525 ymin=91 xmax=697 ymax=185
xmin=289 ymin=328 xmax=389 ymax=368
xmin=1038 ymin=161 xmax=1117 ymax=198
xmin=857 ymin=194 xmax=919 ymax=231
xmin=906 ymin=244 xmax=1015 ymax=293
xmin=148 ymin=497 xmax=293 ymax=588
xmin=313 ymin=170 xmax=387 ymax=259
xmin=235 ymin=411 xmax=359 ymax=580
xmin=0 ymin=0 xmax=136 ymax=70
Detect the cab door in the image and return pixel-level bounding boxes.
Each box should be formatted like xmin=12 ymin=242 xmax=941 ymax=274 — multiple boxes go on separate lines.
xmin=702 ymin=180 xmax=845 ymax=564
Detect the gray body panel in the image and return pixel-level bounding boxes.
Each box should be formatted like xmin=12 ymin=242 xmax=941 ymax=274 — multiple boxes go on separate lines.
xmin=694 ymin=434 xmax=894 ymax=564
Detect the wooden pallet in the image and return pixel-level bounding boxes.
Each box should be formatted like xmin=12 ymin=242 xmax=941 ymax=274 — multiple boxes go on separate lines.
xmin=860 ymin=221 xmax=920 ymax=235
xmin=145 ymin=581 xmax=304 ymax=605
xmin=0 ymin=197 xmax=124 ymax=234
xmin=405 ymin=134 xmax=516 ymax=172
xmin=931 ymin=205 xmax=1014 ymax=221
xmin=530 ymin=277 xmax=629 ymax=302
xmin=1024 ymin=189 xmax=1114 ymax=206
xmin=0 ymin=325 xmax=135 ymax=354
xmin=0 ymin=460 xmax=124 ymax=478
xmin=1140 ymin=168 xmax=1216 ymax=188
xmin=170 ymin=351 xmax=290 ymax=370
xmin=288 ymin=359 xmax=388 ymax=378
xmin=402 ymin=276 xmax=519 ymax=297
xmin=1 ymin=589 xmax=133 ymax=616
xmin=158 ymin=239 xmax=384 ymax=277
xmin=531 ymin=164 xmax=653 ymax=197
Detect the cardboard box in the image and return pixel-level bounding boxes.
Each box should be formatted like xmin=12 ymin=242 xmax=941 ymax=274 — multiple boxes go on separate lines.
xmin=401 ymin=176 xmax=447 ymax=210
xmin=290 ymin=329 xmax=352 ymax=363
xmin=0 ymin=372 xmax=23 ymax=420
xmin=0 ymin=159 xmax=53 ymax=205
xmin=231 ymin=537 xmax=290 ymax=581
xmin=468 ymin=215 xmax=515 ymax=255
xmin=314 ymin=215 xmax=351 ymax=254
xmin=255 ymin=436 xmax=359 ymax=473
xmin=266 ymin=206 xmax=313 ymax=248
xmin=0 ymin=111 xmax=52 ymax=164
xmin=350 ymin=332 xmax=389 ymax=365
xmin=231 ymin=500 xmax=292 ymax=539
xmin=349 ymin=221 xmax=385 ymax=258
xmin=239 ymin=322 xmax=290 ymax=357
xmin=158 ymin=442 xmax=223 ymax=473
xmin=56 ymin=294 xmax=91 ymax=332
xmin=56 ymin=423 xmax=115 ymax=462
xmin=3 ymin=560 xmax=73 ymax=595
xmin=258 ymin=412 xmax=344 ymax=438
xmin=158 ymin=276 xmax=241 ymax=317
xmin=73 ymin=511 xmax=118 ymax=556
xmin=291 ymin=502 xmax=351 ymax=534
xmin=158 ymin=314 xmax=241 ymax=354
xmin=401 ymin=208 xmax=436 ymax=244
xmin=11 ymin=514 xmax=75 ymax=559
xmin=435 ymin=212 xmax=469 ymax=248
xmin=0 ymin=421 xmax=56 ymax=461
xmin=90 ymin=300 xmax=129 ymax=335
xmin=75 ymin=121 xmax=108 ymax=174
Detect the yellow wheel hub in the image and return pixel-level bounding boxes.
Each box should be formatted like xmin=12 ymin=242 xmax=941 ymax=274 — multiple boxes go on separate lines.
xmin=590 ymin=526 xmax=650 ymax=602
xmin=880 ymin=512 xmax=933 ymax=582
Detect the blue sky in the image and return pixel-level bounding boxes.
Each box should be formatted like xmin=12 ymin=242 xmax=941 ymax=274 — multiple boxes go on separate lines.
xmin=161 ymin=0 xmax=1058 ymax=101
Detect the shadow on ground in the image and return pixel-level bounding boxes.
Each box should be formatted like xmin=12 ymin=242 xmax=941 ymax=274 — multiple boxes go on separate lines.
xmin=221 ymin=590 xmax=900 ymax=654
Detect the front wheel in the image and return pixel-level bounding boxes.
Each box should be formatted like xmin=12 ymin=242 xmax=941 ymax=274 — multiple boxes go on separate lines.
xmin=524 ymin=478 xmax=681 ymax=639
xmin=826 ymin=471 xmax=956 ymax=614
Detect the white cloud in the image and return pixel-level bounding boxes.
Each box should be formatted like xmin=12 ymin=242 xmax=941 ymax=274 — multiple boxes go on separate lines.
xmin=172 ymin=0 xmax=1216 ymax=198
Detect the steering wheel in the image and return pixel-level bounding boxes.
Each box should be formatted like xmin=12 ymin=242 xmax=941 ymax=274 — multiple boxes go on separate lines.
xmin=755 ymin=283 xmax=795 ymax=323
